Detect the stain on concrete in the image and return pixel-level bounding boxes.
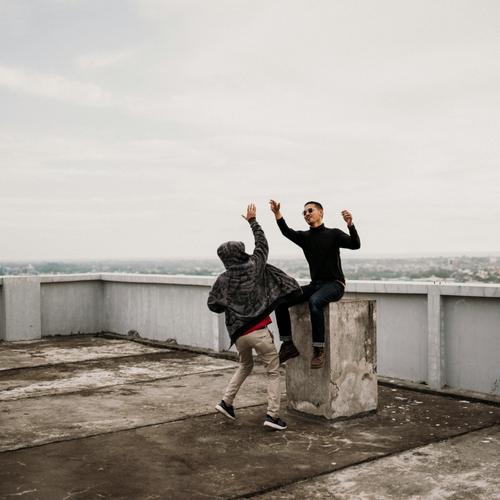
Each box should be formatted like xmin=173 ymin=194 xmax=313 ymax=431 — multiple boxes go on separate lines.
xmin=332 ymin=358 xmax=378 ymax=418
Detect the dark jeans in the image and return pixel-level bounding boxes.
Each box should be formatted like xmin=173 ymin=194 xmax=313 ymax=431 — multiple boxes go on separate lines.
xmin=275 ymin=280 xmax=345 ymax=347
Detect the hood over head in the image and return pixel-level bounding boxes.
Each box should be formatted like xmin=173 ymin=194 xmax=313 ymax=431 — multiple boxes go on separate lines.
xmin=217 ymin=241 xmax=249 ymax=269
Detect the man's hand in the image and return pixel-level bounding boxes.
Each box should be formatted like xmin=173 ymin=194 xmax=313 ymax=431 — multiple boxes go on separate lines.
xmin=242 ymin=203 xmax=257 ymax=221
xmin=341 ymin=210 xmax=353 ymax=227
xmin=269 ymin=199 xmax=282 ymax=220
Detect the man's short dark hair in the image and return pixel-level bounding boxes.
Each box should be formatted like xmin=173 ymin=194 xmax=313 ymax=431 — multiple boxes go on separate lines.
xmin=304 ymin=201 xmax=323 ymax=211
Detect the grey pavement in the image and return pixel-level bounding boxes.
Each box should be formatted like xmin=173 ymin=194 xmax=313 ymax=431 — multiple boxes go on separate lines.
xmin=1 ymin=335 xmax=499 ymax=500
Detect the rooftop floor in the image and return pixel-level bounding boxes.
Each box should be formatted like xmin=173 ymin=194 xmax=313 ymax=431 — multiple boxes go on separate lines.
xmin=1 ymin=335 xmax=499 ymax=499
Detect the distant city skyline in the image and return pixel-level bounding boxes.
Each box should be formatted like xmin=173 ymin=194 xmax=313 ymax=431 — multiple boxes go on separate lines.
xmin=1 ymin=1 xmax=500 ymax=261
xmin=2 ymin=254 xmax=499 ymax=284
xmin=2 ymin=249 xmax=500 ymax=264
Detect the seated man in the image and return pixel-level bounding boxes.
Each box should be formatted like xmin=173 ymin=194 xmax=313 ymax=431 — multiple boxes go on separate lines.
xmin=269 ymin=199 xmax=360 ymax=369
xmin=208 ymin=203 xmax=302 ymax=430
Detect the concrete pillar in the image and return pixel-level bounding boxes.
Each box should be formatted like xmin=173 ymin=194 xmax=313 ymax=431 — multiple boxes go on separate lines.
xmin=0 ymin=277 xmax=41 ymax=341
xmin=427 ymin=286 xmax=445 ymax=389
xmin=286 ymin=299 xmax=377 ymax=420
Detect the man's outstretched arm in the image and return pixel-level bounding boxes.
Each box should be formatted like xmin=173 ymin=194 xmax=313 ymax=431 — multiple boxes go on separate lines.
xmin=270 ymin=198 xmax=303 ymax=247
xmin=242 ymin=204 xmax=269 ymax=266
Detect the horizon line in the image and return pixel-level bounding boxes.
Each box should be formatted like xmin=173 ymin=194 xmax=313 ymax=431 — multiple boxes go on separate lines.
xmin=1 ymin=251 xmax=500 ymax=263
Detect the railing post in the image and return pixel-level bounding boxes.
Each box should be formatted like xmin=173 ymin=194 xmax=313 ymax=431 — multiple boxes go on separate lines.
xmin=1 ymin=277 xmax=41 ymax=341
xmin=427 ymin=285 xmax=445 ymax=389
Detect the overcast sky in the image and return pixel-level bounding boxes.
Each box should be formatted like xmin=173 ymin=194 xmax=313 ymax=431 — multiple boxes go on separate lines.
xmin=1 ymin=0 xmax=499 ymax=262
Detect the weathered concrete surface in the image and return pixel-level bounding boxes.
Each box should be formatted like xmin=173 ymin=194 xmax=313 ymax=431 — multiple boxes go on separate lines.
xmin=286 ymin=300 xmax=377 ymax=419
xmin=0 ymin=369 xmax=266 ymax=452
xmin=0 ymin=336 xmax=168 ymax=370
xmin=257 ymin=426 xmax=500 ymax=499
xmin=1 ymin=335 xmax=500 ymax=500
xmin=0 ymin=337 xmax=273 ymax=452
xmin=0 ymin=348 xmax=236 ymax=401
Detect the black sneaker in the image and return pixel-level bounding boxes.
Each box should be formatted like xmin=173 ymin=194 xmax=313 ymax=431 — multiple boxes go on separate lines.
xmin=215 ymin=400 xmax=235 ymax=420
xmin=279 ymin=342 xmax=299 ymax=363
xmin=263 ymin=415 xmax=287 ymax=430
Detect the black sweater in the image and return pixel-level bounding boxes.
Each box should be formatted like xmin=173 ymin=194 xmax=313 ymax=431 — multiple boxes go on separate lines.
xmin=277 ymin=218 xmax=361 ymax=283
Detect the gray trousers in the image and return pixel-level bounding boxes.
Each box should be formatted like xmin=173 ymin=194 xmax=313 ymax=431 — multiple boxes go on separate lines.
xmin=223 ymin=326 xmax=281 ymax=419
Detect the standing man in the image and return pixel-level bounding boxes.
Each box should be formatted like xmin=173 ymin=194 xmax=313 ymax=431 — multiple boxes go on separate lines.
xmin=208 ymin=204 xmax=302 ymax=430
xmin=269 ymin=199 xmax=361 ymax=369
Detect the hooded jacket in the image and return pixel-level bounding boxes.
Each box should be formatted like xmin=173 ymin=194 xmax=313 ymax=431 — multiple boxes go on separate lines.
xmin=207 ymin=218 xmax=302 ymax=345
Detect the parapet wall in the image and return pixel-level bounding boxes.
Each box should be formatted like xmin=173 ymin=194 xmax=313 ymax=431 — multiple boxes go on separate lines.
xmin=1 ymin=274 xmax=499 ymax=398
xmin=0 ymin=274 xmax=226 ymax=351
xmin=344 ymin=281 xmax=500 ymax=395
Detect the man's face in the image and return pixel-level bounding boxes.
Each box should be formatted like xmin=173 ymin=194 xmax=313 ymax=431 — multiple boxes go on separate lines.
xmin=303 ymin=203 xmax=323 ymax=227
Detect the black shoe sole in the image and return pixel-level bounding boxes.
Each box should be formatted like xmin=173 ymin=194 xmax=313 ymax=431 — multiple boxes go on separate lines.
xmin=263 ymin=420 xmax=287 ymax=430
xmin=215 ymin=404 xmax=235 ymax=420
xmin=310 ymin=359 xmax=325 ymax=369
xmin=279 ymin=350 xmax=300 ymax=364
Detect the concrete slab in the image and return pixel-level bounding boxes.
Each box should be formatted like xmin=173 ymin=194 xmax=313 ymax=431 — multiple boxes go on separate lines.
xmin=0 ymin=350 xmax=237 ymax=401
xmin=0 ymin=370 xmax=279 ymax=452
xmin=257 ymin=426 xmax=500 ymax=499
xmin=0 ymin=336 xmax=166 ymax=370
xmin=1 ymin=335 xmax=500 ymax=500
xmin=2 ymin=396 xmax=500 ymax=499
xmin=1 ymin=358 xmax=276 ymax=452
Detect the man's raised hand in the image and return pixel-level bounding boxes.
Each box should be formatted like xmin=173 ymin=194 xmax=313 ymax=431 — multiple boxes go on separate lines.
xmin=242 ymin=203 xmax=257 ymax=221
xmin=269 ymin=199 xmax=282 ymax=219
xmin=341 ymin=210 xmax=353 ymax=227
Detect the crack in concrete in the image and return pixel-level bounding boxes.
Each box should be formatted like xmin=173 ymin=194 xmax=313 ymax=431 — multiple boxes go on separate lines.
xmin=62 ymin=488 xmax=91 ymax=500
xmin=3 ymin=490 xmax=38 ymax=497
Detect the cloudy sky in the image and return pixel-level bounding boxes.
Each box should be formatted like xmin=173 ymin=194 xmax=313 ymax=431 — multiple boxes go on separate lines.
xmin=1 ymin=0 xmax=499 ymax=261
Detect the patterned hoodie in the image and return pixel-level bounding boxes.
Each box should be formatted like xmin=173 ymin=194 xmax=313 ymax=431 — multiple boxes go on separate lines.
xmin=207 ymin=218 xmax=302 ymax=345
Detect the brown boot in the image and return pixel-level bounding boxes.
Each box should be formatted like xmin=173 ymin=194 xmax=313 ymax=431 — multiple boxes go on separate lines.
xmin=279 ymin=341 xmax=299 ymax=363
xmin=310 ymin=347 xmax=325 ymax=369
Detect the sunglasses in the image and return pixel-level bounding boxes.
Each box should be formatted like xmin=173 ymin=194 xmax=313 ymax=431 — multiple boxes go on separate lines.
xmin=302 ymin=208 xmax=315 ymax=216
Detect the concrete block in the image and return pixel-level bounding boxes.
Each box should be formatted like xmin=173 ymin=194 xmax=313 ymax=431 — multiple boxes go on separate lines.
xmin=286 ymin=299 xmax=377 ymax=420
xmin=1 ymin=277 xmax=41 ymax=341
